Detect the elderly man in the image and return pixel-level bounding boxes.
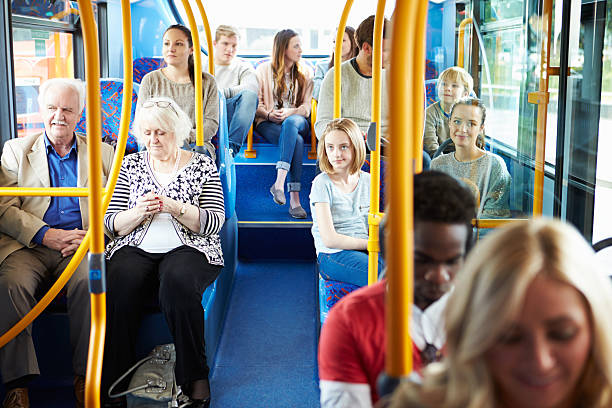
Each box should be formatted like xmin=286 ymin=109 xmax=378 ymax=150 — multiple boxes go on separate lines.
xmin=318 ymin=171 xmax=477 ymax=408
xmin=206 ymin=24 xmax=258 ymax=155
xmin=0 ymin=78 xmax=114 ymax=408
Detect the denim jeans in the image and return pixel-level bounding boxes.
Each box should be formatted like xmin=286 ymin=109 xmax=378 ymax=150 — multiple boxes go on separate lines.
xmin=256 ymin=115 xmax=309 ymax=192
xmin=226 ymin=90 xmax=258 ymax=153
xmin=318 ymin=249 xmax=386 ymax=287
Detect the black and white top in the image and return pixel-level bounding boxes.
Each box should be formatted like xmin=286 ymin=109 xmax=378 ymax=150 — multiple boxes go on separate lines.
xmin=104 ymin=152 xmax=224 ymax=266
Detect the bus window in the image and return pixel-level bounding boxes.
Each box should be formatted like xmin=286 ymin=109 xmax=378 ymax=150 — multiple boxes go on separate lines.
xmin=12 ymin=28 xmax=74 ymax=137
xmin=171 ymin=0 xmax=395 ymax=56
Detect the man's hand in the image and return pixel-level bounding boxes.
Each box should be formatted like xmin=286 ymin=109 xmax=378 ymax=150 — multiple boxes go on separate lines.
xmin=42 ymin=228 xmax=87 ymax=257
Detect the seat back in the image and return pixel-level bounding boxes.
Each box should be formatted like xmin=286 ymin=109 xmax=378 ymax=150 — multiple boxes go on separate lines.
xmin=216 ymin=91 xmax=236 ymax=220
xmin=75 ymin=78 xmax=139 ymax=153
xmin=133 ymin=57 xmax=164 ymax=84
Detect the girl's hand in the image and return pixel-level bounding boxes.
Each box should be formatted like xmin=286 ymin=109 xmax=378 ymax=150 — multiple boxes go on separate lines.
xmin=268 ymin=109 xmax=284 ymax=123
xmin=136 ymin=192 xmax=162 ymax=218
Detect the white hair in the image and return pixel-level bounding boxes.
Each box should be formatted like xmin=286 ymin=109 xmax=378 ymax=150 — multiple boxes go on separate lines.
xmin=134 ymin=96 xmax=192 ymax=147
xmin=37 ymin=78 xmax=86 ymax=113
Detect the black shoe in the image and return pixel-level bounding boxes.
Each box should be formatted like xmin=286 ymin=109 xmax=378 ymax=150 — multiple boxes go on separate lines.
xmin=189 ymin=397 xmax=210 ymax=408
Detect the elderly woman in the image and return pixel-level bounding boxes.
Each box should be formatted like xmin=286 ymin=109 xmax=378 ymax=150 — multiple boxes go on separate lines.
xmin=102 ymin=96 xmax=223 ymax=407
xmin=384 ymin=219 xmax=612 ymax=408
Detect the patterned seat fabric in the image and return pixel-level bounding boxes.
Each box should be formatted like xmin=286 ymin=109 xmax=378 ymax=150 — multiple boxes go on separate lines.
xmin=425 ymin=59 xmax=438 ymax=106
xmin=75 ymin=80 xmax=139 ymax=153
xmin=133 ymin=57 xmax=164 ymax=84
xmin=319 ymin=275 xmax=359 ymax=324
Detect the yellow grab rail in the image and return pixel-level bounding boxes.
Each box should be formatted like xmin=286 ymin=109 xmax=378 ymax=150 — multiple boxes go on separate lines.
xmin=178 ymin=0 xmax=204 ymax=147
xmin=77 ymin=0 xmax=105 ymax=405
xmin=334 ymin=0 xmax=354 ymax=118
xmin=192 ymin=0 xmax=214 ymax=76
xmin=309 ymin=99 xmax=318 ymax=159
xmin=244 ymin=125 xmax=256 ymax=158
xmin=366 ymin=0 xmax=386 ymax=285
xmin=0 ymin=187 xmax=105 ymax=197
xmin=457 ymin=18 xmax=473 ymax=68
xmin=411 ymin=0 xmax=427 ymax=174
xmin=386 ymin=0 xmax=426 ymax=378
xmin=527 ymin=0 xmax=553 ymax=215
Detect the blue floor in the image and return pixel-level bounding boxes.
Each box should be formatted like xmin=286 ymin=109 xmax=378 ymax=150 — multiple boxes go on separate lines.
xmin=210 ymin=260 xmax=319 ymax=407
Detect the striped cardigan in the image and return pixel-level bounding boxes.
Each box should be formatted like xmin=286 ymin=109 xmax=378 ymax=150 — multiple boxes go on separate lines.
xmin=104 ymin=151 xmax=224 ymax=266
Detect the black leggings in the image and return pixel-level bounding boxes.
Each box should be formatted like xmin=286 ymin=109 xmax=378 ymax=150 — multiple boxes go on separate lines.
xmin=102 ymin=245 xmax=221 ymax=393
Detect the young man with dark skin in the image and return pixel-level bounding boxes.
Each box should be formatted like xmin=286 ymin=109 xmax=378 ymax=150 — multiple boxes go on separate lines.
xmin=318 ymin=171 xmax=476 ymax=408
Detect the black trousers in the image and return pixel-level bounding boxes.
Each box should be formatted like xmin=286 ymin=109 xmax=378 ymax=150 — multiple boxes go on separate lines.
xmin=102 ymin=245 xmax=221 ymax=394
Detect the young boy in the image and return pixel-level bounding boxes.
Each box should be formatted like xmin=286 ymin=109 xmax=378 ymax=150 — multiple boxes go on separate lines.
xmin=423 ymin=66 xmax=473 ymax=157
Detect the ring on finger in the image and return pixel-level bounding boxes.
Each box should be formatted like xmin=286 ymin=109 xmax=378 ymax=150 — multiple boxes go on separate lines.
xmin=146 ymin=205 xmax=149 ymax=211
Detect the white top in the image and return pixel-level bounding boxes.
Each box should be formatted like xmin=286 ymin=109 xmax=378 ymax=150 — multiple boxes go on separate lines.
xmin=309 ymin=171 xmax=370 ymax=254
xmin=137 ymin=170 xmax=183 ymax=253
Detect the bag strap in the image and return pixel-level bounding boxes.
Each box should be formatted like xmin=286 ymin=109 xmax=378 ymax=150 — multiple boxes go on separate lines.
xmin=108 ymin=354 xmax=154 ymax=398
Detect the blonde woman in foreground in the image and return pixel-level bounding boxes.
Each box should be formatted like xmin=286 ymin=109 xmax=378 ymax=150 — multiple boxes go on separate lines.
xmin=385 ymin=218 xmax=612 ymax=408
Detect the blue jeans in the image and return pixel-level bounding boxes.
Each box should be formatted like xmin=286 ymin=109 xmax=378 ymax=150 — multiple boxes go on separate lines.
xmin=256 ymin=115 xmax=309 ymax=192
xmin=318 ymin=250 xmax=386 ymax=287
xmin=226 ymin=90 xmax=258 ymax=152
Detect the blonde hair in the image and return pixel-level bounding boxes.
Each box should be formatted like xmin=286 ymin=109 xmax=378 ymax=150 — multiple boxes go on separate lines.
xmin=438 ymin=66 xmax=474 ymax=96
xmin=389 ymin=219 xmax=612 ymax=408
xmin=134 ymin=97 xmax=191 ymax=148
xmin=215 ymin=25 xmax=239 ymax=41
xmin=317 ymin=118 xmax=366 ymax=175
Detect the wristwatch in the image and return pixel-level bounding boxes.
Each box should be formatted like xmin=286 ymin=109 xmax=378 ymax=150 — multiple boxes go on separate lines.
xmin=178 ymin=204 xmax=187 ymax=218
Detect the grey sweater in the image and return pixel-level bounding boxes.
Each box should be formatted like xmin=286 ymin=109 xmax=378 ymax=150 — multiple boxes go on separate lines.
xmin=424 ymin=101 xmax=450 ymax=156
xmin=431 ymin=151 xmax=511 ymax=218
xmin=137 ymin=69 xmax=219 ymax=156
xmin=315 ymin=58 xmax=388 ymax=144
xmin=205 ymin=58 xmax=258 ymax=99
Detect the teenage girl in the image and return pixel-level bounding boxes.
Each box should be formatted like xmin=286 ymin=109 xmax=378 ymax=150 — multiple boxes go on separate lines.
xmin=310 ymin=118 xmax=384 ymax=287
xmin=431 ymin=97 xmax=511 ymax=218
xmin=138 ymin=24 xmax=219 ymax=158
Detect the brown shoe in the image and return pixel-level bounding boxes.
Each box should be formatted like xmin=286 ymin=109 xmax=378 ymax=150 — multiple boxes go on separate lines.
xmin=2 ymin=388 xmax=29 ymax=408
xmin=73 ymin=375 xmax=85 ymax=408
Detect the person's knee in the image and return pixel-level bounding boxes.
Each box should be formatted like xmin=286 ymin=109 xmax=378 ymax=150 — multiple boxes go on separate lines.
xmin=238 ymin=90 xmax=258 ymax=109
xmin=283 ymin=114 xmax=307 ymax=130
xmin=159 ymin=270 xmax=198 ymax=309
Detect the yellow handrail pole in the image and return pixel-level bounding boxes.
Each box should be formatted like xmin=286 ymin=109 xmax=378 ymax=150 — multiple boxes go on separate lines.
xmin=457 ymin=18 xmax=472 ymax=68
xmin=367 ymin=0 xmax=386 ymax=285
xmin=76 ymin=0 xmax=105 ymax=406
xmin=244 ymin=125 xmax=256 ymax=158
xmin=309 ymin=99 xmax=318 ymax=159
xmin=179 ymin=0 xmax=204 ymax=147
xmin=0 ymin=187 xmax=102 ymax=197
xmin=527 ymin=0 xmax=553 ymax=216
xmin=386 ymin=0 xmax=421 ymax=378
xmin=473 ymin=218 xmax=528 ymax=228
xmin=192 ymin=0 xmax=214 ymax=76
xmin=411 ymin=0 xmax=427 ymax=173
xmin=334 ymin=0 xmax=354 ymax=118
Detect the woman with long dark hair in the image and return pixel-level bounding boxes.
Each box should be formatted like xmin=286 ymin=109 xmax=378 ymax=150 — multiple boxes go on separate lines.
xmin=255 ymin=29 xmax=313 ymax=219
xmin=312 ymin=26 xmax=358 ymax=100
xmin=137 ymin=24 xmax=219 ymax=157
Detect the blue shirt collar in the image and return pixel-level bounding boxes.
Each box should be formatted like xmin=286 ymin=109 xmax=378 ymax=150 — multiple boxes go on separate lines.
xmin=44 ymin=132 xmax=78 ymax=158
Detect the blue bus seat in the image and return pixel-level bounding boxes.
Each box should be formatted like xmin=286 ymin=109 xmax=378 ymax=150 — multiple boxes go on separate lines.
xmin=215 ymin=91 xmax=236 ymax=220
xmin=133 ymin=57 xmax=164 ymax=84
xmin=318 ymin=275 xmax=359 ymax=324
xmin=75 ymin=78 xmax=139 ymax=154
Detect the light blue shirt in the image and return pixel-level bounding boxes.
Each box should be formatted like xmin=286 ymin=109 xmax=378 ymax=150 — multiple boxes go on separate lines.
xmin=309 ymin=171 xmax=370 ymax=254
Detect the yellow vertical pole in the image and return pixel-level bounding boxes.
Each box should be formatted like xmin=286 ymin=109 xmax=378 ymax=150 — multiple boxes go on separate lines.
xmin=411 ymin=0 xmax=427 ymax=173
xmin=367 ymin=0 xmax=386 ymax=285
xmin=178 ymin=0 xmax=204 ymax=147
xmin=386 ymin=0 xmax=425 ymax=378
xmin=457 ymin=18 xmax=473 ymax=68
xmin=528 ymin=0 xmax=553 ymax=215
xmin=76 ymin=0 xmax=104 ymax=406
xmin=192 ymin=0 xmax=215 ymax=76
xmin=334 ymin=0 xmax=354 ymax=118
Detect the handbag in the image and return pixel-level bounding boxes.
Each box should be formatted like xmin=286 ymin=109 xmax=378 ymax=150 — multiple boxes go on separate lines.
xmin=108 ymin=344 xmax=191 ymax=408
